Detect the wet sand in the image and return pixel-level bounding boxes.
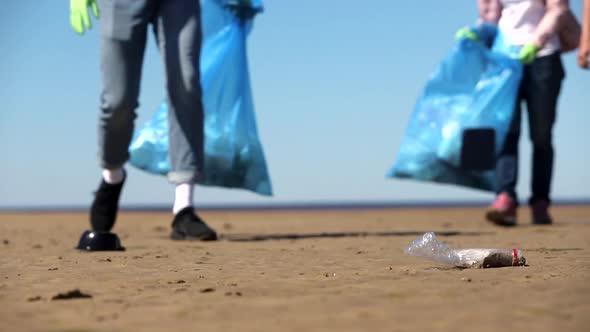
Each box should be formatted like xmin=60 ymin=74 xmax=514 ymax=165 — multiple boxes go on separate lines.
xmin=1 ymin=205 xmax=589 ymax=332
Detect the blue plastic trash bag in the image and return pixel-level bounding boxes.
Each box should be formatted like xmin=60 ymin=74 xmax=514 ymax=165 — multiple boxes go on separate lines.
xmin=129 ymin=0 xmax=272 ymax=196
xmin=387 ymin=37 xmax=522 ymax=191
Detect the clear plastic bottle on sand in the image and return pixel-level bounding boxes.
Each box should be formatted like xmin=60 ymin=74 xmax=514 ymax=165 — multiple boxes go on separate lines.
xmin=405 ymin=232 xmax=526 ymax=268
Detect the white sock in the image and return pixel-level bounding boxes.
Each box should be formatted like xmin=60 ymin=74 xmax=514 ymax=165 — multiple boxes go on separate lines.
xmin=102 ymin=168 xmax=124 ymax=185
xmin=173 ymin=183 xmax=194 ymax=215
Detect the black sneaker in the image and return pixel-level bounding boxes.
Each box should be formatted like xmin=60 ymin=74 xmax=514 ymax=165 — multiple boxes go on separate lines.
xmin=89 ymin=172 xmax=126 ymax=232
xmin=171 ymin=207 xmax=218 ymax=241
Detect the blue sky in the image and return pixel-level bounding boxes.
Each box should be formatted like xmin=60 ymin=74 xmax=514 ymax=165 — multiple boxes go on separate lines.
xmin=0 ymin=0 xmax=588 ymax=208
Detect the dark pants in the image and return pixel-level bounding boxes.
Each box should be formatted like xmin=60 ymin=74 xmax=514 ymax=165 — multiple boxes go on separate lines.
xmin=98 ymin=0 xmax=204 ymax=184
xmin=495 ymin=52 xmax=564 ymax=204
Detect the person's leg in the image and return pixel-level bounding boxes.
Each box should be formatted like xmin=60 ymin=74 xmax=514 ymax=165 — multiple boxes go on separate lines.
xmin=155 ymin=0 xmax=205 ymax=184
xmin=154 ymin=0 xmax=216 ymax=240
xmin=91 ymin=0 xmax=153 ymax=232
xmin=486 ymin=79 xmax=524 ymax=226
xmin=495 ymin=99 xmax=522 ymax=201
xmin=524 ymin=52 xmax=564 ymax=224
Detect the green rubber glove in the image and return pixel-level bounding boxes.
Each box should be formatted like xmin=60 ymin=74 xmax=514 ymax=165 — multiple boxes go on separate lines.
xmin=70 ymin=0 xmax=100 ymax=35
xmin=519 ymin=44 xmax=538 ymax=65
xmin=455 ymin=27 xmax=478 ymax=41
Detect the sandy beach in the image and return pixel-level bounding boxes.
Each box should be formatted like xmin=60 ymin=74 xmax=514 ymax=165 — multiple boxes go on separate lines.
xmin=1 ymin=205 xmax=589 ymax=332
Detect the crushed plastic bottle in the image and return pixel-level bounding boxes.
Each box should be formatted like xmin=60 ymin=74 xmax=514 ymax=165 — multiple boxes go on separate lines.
xmin=405 ymin=232 xmax=526 ymax=268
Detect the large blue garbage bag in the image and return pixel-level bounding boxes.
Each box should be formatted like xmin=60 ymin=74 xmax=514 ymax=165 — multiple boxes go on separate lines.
xmin=129 ymin=0 xmax=272 ymax=196
xmin=387 ymin=37 xmax=522 ymax=191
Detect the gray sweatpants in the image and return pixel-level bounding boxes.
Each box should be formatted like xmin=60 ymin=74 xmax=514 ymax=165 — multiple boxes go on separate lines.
xmin=98 ymin=0 xmax=204 ymax=184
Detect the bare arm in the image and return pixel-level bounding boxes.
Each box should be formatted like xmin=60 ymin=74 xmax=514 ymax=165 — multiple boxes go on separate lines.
xmin=529 ymin=0 xmax=569 ymax=48
xmin=582 ymin=0 xmax=590 ymax=46
xmin=580 ymin=0 xmax=590 ymax=68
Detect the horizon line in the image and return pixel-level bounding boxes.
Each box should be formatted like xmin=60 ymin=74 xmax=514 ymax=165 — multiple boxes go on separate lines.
xmin=1 ymin=198 xmax=589 ymax=213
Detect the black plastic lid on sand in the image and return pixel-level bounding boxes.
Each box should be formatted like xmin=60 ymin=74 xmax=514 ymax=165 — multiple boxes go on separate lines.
xmin=76 ymin=230 xmax=125 ymax=251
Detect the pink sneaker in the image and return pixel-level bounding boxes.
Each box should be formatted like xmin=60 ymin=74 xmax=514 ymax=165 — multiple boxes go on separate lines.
xmin=531 ymin=200 xmax=553 ymax=225
xmin=485 ymin=192 xmax=517 ymax=226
